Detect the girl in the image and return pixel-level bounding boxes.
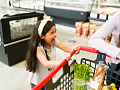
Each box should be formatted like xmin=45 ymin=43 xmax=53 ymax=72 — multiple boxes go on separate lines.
xmin=26 ymin=19 xmax=81 ymax=90
xmin=89 ymin=11 xmax=120 ymax=89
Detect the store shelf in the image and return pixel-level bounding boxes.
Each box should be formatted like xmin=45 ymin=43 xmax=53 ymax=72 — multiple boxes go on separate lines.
xmin=89 ymin=17 xmax=107 ymax=22
xmin=99 ymin=2 xmax=120 ymax=8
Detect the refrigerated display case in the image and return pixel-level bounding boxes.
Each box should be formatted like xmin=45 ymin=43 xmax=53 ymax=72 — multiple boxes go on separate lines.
xmin=45 ymin=0 xmax=93 ymax=22
xmin=0 ymin=7 xmax=44 ymax=66
xmin=44 ymin=0 xmax=95 ymax=26
xmin=89 ymin=0 xmax=120 ymax=25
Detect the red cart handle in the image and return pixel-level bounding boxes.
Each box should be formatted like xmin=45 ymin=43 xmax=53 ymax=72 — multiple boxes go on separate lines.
xmin=32 ymin=46 xmax=120 ymax=90
xmin=32 ymin=50 xmax=76 ymax=90
xmin=79 ymin=46 xmax=97 ymax=54
xmin=80 ymin=46 xmax=120 ymax=60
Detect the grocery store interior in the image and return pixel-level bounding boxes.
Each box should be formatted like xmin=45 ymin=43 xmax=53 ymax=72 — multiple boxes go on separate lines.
xmin=0 ymin=0 xmax=120 ymax=90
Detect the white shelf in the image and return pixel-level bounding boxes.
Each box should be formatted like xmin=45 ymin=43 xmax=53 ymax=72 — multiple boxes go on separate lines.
xmin=99 ymin=2 xmax=120 ymax=7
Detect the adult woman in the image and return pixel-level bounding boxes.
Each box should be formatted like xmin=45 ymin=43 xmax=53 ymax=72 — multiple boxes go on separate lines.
xmin=89 ymin=11 xmax=120 ymax=89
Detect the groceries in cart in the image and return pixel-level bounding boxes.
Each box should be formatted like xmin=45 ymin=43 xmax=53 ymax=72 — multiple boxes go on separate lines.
xmin=89 ymin=61 xmax=109 ymax=90
xmin=32 ymin=46 xmax=120 ymax=90
xmin=102 ymin=83 xmax=117 ymax=90
xmin=73 ymin=63 xmax=93 ymax=90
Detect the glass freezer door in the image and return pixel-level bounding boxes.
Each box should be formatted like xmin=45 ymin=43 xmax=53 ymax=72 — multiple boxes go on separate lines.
xmin=9 ymin=17 xmax=37 ymax=40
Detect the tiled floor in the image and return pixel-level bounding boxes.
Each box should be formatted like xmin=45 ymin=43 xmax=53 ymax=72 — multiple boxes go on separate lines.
xmin=0 ymin=24 xmax=97 ymax=90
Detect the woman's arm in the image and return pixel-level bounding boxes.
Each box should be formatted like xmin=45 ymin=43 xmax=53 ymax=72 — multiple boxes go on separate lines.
xmin=88 ymin=11 xmax=120 ymax=59
xmin=37 ymin=49 xmax=71 ymax=68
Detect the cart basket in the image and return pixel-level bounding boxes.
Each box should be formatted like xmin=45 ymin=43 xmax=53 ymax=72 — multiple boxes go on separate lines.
xmin=32 ymin=46 xmax=120 ymax=90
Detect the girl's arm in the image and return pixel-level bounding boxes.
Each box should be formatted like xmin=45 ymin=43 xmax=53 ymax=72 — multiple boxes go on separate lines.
xmin=37 ymin=49 xmax=71 ymax=69
xmin=57 ymin=42 xmax=81 ymax=53
xmin=57 ymin=42 xmax=73 ymax=53
xmin=88 ymin=11 xmax=120 ymax=59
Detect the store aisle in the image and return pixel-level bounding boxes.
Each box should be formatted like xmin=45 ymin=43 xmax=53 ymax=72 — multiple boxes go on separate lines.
xmin=0 ymin=24 xmax=97 ymax=90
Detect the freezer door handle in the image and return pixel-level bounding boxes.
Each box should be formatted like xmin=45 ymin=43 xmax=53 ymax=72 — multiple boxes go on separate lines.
xmin=4 ymin=37 xmax=30 ymax=47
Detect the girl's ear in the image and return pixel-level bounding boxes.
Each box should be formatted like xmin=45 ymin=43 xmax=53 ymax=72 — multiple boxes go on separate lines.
xmin=40 ymin=35 xmax=45 ymax=39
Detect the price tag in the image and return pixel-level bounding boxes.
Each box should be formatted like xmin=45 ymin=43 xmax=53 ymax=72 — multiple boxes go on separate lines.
xmin=90 ymin=80 xmax=99 ymax=90
xmin=39 ymin=6 xmax=44 ymax=11
xmin=99 ymin=14 xmax=107 ymax=20
xmin=90 ymin=13 xmax=98 ymax=18
xmin=35 ymin=6 xmax=39 ymax=10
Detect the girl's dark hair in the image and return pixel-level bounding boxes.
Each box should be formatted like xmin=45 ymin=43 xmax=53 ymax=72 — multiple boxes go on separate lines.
xmin=26 ymin=20 xmax=55 ymax=73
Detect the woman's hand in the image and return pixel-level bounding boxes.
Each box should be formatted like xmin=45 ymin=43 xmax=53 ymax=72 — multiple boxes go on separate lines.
xmin=62 ymin=54 xmax=72 ymax=61
xmin=73 ymin=45 xmax=81 ymax=54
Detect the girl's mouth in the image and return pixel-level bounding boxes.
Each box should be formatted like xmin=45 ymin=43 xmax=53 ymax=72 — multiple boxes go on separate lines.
xmin=51 ymin=38 xmax=55 ymax=43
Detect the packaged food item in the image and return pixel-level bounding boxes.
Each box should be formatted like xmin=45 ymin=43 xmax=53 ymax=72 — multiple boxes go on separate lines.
xmin=108 ymin=34 xmax=112 ymax=41
xmin=88 ymin=24 xmax=96 ymax=39
xmin=94 ymin=7 xmax=117 ymax=15
xmin=75 ymin=22 xmax=83 ymax=36
xmin=105 ymin=30 xmax=115 ymax=43
xmin=95 ymin=25 xmax=102 ymax=31
xmin=111 ymin=30 xmax=115 ymax=40
xmin=89 ymin=61 xmax=109 ymax=90
xmin=94 ymin=8 xmax=105 ymax=14
xmin=102 ymin=7 xmax=117 ymax=15
xmin=81 ymin=22 xmax=90 ymax=38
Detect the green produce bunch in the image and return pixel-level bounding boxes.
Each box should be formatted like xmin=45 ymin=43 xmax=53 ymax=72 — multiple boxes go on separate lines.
xmin=73 ymin=64 xmax=93 ymax=90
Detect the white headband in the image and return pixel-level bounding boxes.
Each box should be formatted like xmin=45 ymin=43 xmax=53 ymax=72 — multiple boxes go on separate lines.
xmin=38 ymin=18 xmax=52 ymax=35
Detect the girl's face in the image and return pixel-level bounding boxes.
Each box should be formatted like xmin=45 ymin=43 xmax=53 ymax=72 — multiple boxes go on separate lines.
xmin=43 ymin=25 xmax=57 ymax=48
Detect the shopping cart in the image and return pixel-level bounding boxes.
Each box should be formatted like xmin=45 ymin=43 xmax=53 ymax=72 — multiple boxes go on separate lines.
xmin=32 ymin=46 xmax=120 ymax=90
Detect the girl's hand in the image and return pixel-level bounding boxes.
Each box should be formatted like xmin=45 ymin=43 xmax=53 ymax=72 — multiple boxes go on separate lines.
xmin=73 ymin=45 xmax=81 ymax=54
xmin=62 ymin=54 xmax=72 ymax=61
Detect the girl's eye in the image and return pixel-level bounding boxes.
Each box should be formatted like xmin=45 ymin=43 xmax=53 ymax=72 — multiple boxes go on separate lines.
xmin=50 ymin=30 xmax=57 ymax=34
xmin=51 ymin=31 xmax=54 ymax=34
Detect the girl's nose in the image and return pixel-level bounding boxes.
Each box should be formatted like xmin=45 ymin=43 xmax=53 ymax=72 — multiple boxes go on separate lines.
xmin=54 ymin=32 xmax=57 ymax=37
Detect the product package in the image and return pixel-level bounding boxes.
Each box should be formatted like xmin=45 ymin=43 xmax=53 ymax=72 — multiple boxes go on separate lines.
xmin=111 ymin=30 xmax=115 ymax=40
xmin=75 ymin=22 xmax=83 ymax=36
xmin=81 ymin=22 xmax=90 ymax=38
xmin=95 ymin=25 xmax=102 ymax=31
xmin=89 ymin=61 xmax=109 ymax=90
xmin=102 ymin=83 xmax=117 ymax=90
xmin=88 ymin=24 xmax=96 ymax=39
xmin=105 ymin=30 xmax=115 ymax=43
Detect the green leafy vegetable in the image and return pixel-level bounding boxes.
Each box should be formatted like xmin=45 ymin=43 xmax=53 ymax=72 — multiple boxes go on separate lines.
xmin=73 ymin=64 xmax=93 ymax=90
